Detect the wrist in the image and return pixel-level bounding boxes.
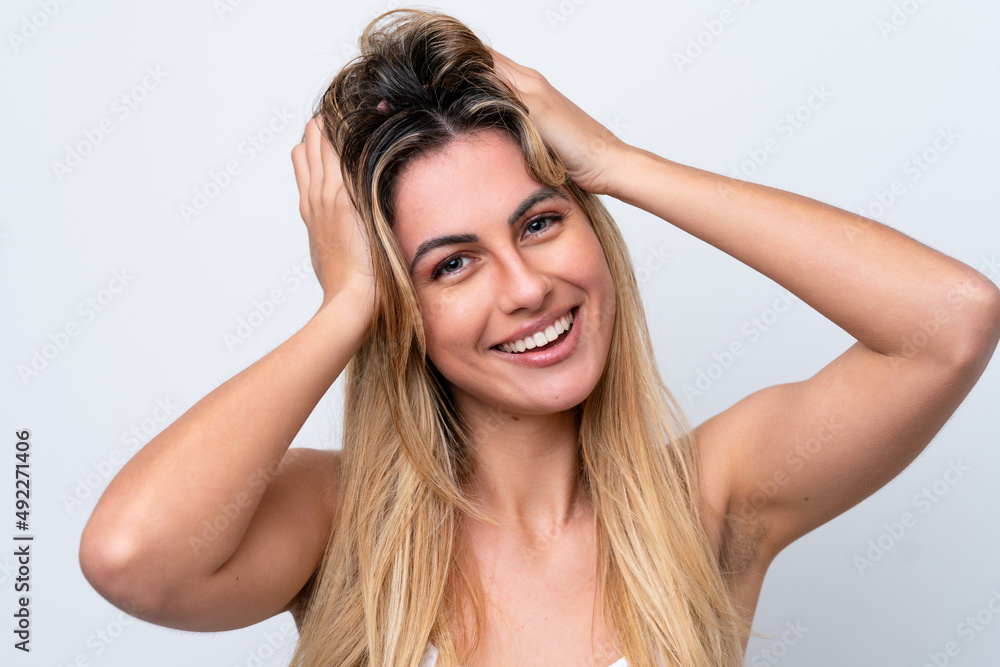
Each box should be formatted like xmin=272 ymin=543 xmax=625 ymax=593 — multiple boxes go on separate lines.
xmin=601 ymin=142 xmax=648 ymax=201
xmin=313 ymin=286 xmax=375 ymax=338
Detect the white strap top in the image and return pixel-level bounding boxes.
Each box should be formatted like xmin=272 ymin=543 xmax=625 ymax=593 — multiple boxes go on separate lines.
xmin=420 ymin=642 xmax=628 ymax=667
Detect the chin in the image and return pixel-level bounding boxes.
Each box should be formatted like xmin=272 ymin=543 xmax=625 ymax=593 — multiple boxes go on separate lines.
xmin=455 ymin=368 xmax=601 ymax=419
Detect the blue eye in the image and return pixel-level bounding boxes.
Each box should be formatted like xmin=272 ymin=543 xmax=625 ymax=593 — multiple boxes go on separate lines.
xmin=525 ymin=217 xmax=549 ymax=234
xmin=436 ymin=255 xmax=469 ymax=276
xmin=429 ymin=214 xmax=563 ymax=280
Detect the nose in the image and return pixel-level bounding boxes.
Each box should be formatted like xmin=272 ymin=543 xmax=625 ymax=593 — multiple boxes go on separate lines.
xmin=494 ymin=249 xmax=551 ymax=314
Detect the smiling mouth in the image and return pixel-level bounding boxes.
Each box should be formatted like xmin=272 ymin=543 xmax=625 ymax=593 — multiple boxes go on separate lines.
xmin=492 ymin=307 xmax=576 ymax=354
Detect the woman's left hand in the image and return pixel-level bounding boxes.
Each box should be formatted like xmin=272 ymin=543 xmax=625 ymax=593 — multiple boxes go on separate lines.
xmin=487 ymin=46 xmax=629 ymax=196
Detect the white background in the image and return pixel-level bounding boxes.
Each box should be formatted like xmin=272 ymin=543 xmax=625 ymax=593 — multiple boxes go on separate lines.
xmin=2 ymin=1 xmax=999 ymax=665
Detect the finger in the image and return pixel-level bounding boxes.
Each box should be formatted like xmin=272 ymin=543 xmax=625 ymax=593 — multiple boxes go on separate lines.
xmin=303 ymin=117 xmax=325 ymax=205
xmin=290 ymin=143 xmax=310 ymax=219
xmin=316 ymin=116 xmax=342 ymax=200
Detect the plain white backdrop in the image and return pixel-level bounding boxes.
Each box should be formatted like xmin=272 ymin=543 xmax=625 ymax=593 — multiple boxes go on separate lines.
xmin=2 ymin=1 xmax=999 ymax=665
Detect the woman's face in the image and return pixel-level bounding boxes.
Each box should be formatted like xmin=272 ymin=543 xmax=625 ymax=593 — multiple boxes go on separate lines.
xmin=392 ymin=129 xmax=616 ymax=418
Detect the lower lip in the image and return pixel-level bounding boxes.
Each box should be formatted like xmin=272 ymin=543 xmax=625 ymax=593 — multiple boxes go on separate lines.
xmin=489 ymin=306 xmax=581 ymax=368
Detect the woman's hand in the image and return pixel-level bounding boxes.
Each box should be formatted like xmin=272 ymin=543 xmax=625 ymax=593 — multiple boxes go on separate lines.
xmin=291 ymin=117 xmax=378 ymax=318
xmin=488 ymin=46 xmax=630 ymax=196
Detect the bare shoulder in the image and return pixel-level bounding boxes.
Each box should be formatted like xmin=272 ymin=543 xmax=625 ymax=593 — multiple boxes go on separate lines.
xmin=690 ymin=411 xmax=774 ymax=633
xmin=692 ymin=410 xmax=773 ymax=580
xmin=278 ymin=447 xmax=343 ymax=623
xmin=280 ymin=446 xmax=343 ymax=514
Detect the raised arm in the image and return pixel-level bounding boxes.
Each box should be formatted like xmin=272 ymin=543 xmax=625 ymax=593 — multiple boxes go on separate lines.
xmin=79 ymin=118 xmax=378 ymax=631
xmin=607 ymin=145 xmax=1000 ymax=565
xmin=488 ymin=48 xmax=1000 ymax=569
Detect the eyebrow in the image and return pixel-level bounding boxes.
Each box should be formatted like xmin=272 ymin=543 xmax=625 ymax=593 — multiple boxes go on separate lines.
xmin=408 ymin=186 xmax=570 ymax=275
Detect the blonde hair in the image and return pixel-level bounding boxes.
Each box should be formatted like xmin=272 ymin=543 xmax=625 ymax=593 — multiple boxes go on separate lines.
xmin=290 ymin=8 xmax=756 ymax=666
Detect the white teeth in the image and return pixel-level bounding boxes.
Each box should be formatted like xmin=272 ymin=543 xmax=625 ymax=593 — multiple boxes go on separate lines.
xmin=499 ymin=310 xmax=575 ymax=354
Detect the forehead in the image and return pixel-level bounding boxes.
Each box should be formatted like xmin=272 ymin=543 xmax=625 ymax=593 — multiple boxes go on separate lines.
xmin=392 ymin=130 xmax=543 ymax=252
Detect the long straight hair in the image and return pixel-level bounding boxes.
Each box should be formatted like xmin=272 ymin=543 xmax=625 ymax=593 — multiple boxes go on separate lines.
xmin=290 ymin=9 xmax=756 ymax=666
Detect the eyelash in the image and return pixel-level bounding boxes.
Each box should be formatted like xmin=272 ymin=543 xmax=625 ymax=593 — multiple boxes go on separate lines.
xmin=429 ymin=214 xmax=564 ymax=280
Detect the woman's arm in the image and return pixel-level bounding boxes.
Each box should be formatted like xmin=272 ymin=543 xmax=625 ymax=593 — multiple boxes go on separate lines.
xmin=490 ymin=48 xmax=1000 ymax=566
xmin=609 ymin=146 xmax=1000 ymax=562
xmin=80 ymin=118 xmax=377 ymax=631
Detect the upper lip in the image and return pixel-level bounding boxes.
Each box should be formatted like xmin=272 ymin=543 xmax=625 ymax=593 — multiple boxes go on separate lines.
xmin=492 ymin=306 xmax=575 ymax=348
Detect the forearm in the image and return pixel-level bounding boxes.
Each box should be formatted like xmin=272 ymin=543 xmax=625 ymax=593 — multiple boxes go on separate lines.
xmin=83 ymin=288 xmax=371 ymax=579
xmin=608 ymin=146 xmax=1000 ymax=362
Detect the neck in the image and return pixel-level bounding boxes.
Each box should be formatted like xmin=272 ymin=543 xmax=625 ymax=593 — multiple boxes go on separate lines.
xmin=455 ymin=395 xmax=586 ymax=538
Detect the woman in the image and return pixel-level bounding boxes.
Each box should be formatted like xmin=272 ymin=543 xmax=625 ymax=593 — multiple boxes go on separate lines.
xmin=79 ymin=8 xmax=1000 ymax=667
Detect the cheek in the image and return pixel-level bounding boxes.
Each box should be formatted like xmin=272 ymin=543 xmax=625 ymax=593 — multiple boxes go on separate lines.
xmin=420 ymin=292 xmax=484 ymax=358
xmin=565 ymin=233 xmax=613 ymax=292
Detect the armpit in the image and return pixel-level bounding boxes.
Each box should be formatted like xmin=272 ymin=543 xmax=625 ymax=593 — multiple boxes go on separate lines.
xmin=718 ymin=509 xmax=769 ymax=581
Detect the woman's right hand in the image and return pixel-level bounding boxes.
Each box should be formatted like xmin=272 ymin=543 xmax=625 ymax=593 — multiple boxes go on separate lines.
xmin=291 ymin=116 xmax=378 ymax=318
